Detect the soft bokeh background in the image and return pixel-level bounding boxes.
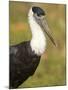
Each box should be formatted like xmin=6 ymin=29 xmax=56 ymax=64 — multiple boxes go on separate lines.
xmin=9 ymin=1 xmax=66 ymax=88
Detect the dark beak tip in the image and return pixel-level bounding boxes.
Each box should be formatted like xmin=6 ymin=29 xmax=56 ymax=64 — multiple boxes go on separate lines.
xmin=54 ymin=42 xmax=58 ymax=48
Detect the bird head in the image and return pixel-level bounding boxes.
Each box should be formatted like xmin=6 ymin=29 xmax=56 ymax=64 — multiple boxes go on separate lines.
xmin=31 ymin=6 xmax=56 ymax=47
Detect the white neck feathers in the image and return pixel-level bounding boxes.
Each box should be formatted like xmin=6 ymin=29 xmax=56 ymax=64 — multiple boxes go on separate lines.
xmin=28 ymin=9 xmax=46 ymax=55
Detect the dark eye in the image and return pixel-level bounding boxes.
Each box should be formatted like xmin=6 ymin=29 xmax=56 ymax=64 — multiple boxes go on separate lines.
xmin=37 ymin=14 xmax=41 ymax=17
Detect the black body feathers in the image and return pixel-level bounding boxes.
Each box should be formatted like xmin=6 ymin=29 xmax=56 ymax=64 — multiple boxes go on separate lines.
xmin=9 ymin=41 xmax=41 ymax=88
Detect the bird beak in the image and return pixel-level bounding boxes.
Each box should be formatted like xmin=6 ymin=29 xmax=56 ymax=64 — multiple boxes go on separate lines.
xmin=39 ymin=16 xmax=57 ymax=47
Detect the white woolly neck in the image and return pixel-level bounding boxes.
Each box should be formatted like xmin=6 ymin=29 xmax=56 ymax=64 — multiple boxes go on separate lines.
xmin=28 ymin=8 xmax=46 ymax=55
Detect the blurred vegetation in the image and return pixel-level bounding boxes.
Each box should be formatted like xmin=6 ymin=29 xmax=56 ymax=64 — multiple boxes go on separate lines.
xmin=9 ymin=1 xmax=66 ymax=88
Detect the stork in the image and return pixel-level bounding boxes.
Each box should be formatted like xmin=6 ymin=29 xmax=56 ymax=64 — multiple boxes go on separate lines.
xmin=9 ymin=6 xmax=56 ymax=89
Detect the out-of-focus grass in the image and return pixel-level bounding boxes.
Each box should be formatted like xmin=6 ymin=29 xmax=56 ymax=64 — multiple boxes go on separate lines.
xmin=9 ymin=1 xmax=66 ymax=88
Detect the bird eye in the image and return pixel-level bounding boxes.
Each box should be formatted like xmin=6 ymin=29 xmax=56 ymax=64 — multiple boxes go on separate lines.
xmin=37 ymin=14 xmax=42 ymax=17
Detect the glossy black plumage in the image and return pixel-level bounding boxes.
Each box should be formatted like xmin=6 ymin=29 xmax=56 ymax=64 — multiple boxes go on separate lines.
xmin=32 ymin=7 xmax=45 ymax=16
xmin=9 ymin=41 xmax=41 ymax=88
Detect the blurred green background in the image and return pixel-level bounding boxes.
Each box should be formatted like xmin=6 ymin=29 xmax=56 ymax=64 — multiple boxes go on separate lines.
xmin=9 ymin=1 xmax=66 ymax=88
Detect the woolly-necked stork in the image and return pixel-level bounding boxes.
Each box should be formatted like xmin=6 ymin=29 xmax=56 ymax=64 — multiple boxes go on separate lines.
xmin=9 ymin=6 xmax=56 ymax=88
